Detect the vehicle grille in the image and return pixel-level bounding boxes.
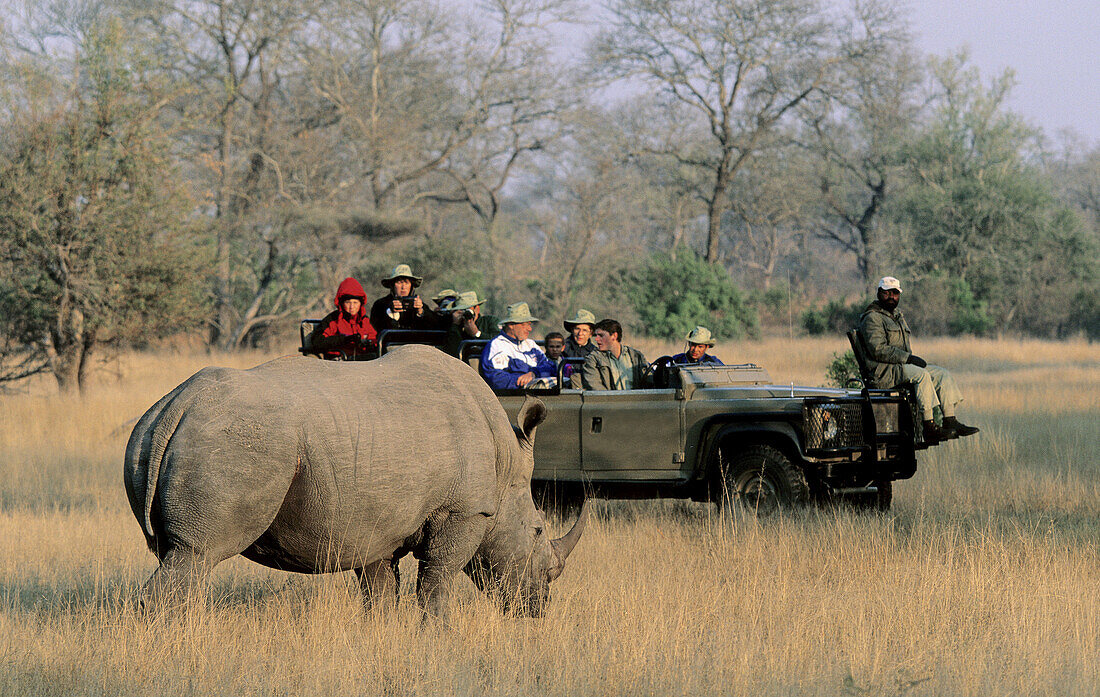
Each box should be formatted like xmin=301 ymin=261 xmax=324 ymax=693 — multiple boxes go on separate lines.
xmin=803 ymin=402 xmax=865 ymax=451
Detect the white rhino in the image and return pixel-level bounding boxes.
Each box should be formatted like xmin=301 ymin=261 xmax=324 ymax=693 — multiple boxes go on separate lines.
xmin=123 ymin=345 xmax=586 ymax=616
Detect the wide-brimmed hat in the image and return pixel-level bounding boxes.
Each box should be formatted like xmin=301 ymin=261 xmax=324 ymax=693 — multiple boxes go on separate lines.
xmin=685 ymin=326 xmax=716 ymax=346
xmin=563 ymin=308 xmax=596 ymax=330
xmin=381 ymin=263 xmax=423 ymax=288
xmin=451 ymin=291 xmax=485 ymax=312
xmin=499 ymin=302 xmax=540 ymax=326
xmin=877 ymin=276 xmax=902 ymax=293
xmin=431 ymin=288 xmax=458 ymax=306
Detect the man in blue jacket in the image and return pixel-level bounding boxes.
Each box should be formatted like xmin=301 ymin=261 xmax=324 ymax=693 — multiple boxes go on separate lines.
xmin=670 ymin=326 xmax=724 ymax=365
xmin=480 ymin=302 xmax=556 ymax=390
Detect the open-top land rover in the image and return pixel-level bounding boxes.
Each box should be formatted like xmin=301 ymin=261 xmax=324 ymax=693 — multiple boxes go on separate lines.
xmin=492 ymin=359 xmax=927 ymax=513
xmin=299 ymin=325 xmax=933 ymax=513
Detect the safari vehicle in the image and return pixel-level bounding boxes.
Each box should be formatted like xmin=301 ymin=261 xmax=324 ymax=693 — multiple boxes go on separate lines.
xmin=299 ymin=326 xmax=930 ymax=512
xmin=461 ymin=337 xmax=930 ymax=513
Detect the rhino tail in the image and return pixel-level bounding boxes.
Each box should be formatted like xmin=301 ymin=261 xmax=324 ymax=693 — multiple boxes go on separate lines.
xmin=126 ymin=370 xmax=221 ymax=553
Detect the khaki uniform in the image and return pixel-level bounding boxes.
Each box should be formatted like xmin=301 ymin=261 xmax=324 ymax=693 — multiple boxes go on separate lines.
xmin=581 ymin=346 xmax=652 ymax=390
xmin=857 ymin=302 xmax=964 ymax=420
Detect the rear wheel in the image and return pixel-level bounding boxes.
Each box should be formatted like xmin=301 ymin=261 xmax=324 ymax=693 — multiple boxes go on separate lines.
xmin=718 ymin=444 xmax=810 ymax=514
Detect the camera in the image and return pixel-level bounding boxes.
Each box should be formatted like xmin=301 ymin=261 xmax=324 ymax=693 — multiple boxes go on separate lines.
xmin=463 ymin=309 xmax=476 ymax=321
xmin=395 ymin=295 xmax=418 ymax=312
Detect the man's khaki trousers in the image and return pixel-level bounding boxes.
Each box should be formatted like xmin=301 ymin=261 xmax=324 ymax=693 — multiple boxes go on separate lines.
xmin=899 ymin=364 xmax=964 ymax=421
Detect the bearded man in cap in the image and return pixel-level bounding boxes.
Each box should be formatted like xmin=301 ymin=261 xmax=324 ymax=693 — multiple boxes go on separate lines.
xmin=670 ymin=326 xmax=724 ymax=365
xmin=369 ymin=263 xmax=435 ymax=332
xmin=479 ymin=302 xmax=557 ymax=390
xmin=562 ymin=309 xmax=598 ymax=360
xmin=441 ymin=291 xmax=499 ymax=358
xmin=857 ymin=276 xmax=979 ymax=444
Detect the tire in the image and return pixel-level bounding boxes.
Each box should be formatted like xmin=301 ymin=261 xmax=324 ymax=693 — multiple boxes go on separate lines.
xmin=846 ymin=479 xmax=892 ymax=512
xmin=718 ymin=444 xmax=810 ymax=514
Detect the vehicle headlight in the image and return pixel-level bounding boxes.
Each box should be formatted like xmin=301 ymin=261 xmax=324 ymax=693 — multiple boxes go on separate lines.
xmin=804 ymin=402 xmax=863 ymax=450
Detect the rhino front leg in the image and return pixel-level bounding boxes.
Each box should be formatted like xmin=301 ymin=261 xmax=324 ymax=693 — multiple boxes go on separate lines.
xmin=355 ymin=558 xmax=400 ymax=610
xmin=416 ymin=512 xmax=490 ymax=617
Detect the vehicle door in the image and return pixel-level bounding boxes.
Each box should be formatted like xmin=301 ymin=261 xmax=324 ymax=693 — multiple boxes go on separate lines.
xmin=580 ymin=388 xmax=684 ymax=476
xmin=499 ymin=390 xmax=583 ymax=480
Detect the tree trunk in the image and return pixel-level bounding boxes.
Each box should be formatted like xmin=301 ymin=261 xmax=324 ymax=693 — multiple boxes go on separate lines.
xmin=210 ymin=109 xmax=235 ymax=349
xmin=47 ymin=305 xmax=86 ymax=395
xmin=211 ymin=227 xmax=232 ymax=347
xmin=705 ymin=165 xmax=731 ymax=263
xmin=77 ymin=328 xmax=96 ymax=393
xmin=854 ymin=179 xmax=886 ymax=281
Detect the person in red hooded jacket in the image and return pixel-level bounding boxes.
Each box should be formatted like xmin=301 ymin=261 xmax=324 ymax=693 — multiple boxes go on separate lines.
xmin=308 ymin=277 xmax=378 ymax=360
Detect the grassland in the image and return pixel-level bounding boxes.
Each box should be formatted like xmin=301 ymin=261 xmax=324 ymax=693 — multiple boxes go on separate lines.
xmin=1 ymin=337 xmax=1098 ymax=696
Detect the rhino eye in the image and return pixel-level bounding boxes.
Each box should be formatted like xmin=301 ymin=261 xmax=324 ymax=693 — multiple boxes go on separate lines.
xmin=534 ymin=526 xmax=544 ymax=537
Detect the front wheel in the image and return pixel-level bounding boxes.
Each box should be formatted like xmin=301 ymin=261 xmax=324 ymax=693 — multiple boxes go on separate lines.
xmin=718 ymin=444 xmax=810 ymax=514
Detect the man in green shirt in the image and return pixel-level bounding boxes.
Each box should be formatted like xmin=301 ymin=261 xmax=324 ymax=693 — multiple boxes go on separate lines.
xmin=581 ymin=319 xmax=652 ymax=390
xmin=857 ymin=276 xmax=979 ymax=444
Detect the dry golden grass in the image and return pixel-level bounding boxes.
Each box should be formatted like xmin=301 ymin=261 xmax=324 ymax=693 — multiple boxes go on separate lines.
xmin=1 ymin=338 xmax=1098 ymax=696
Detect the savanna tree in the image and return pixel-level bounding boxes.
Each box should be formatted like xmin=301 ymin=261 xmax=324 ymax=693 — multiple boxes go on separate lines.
xmin=889 ymin=53 xmax=1097 ymax=336
xmin=592 ymin=0 xmax=905 ymax=263
xmin=0 ymin=20 xmax=204 ymax=392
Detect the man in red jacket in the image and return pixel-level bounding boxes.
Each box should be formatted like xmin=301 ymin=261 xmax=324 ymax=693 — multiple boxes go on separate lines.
xmin=309 ymin=277 xmax=378 ymax=360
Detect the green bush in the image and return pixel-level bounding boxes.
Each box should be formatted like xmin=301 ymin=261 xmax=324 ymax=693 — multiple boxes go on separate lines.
xmin=801 ymin=298 xmax=864 ymax=336
xmin=749 ymin=282 xmax=793 ymax=325
xmin=902 ymin=273 xmax=994 ymax=336
xmin=1069 ymin=286 xmax=1100 ymax=341
xmin=627 ymin=251 xmax=758 ymax=341
xmin=825 ymin=351 xmax=861 ymax=388
xmin=946 ymin=278 xmax=994 ymax=336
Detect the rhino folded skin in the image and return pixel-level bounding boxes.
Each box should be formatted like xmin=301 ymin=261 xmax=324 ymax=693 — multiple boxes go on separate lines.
xmin=124 ymin=345 xmax=584 ymax=616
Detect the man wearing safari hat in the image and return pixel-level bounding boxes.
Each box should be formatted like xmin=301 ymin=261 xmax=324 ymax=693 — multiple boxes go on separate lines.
xmin=562 ymin=309 xmax=598 ymax=360
xmin=369 ymin=263 xmax=434 ymax=332
xmin=670 ymin=326 xmax=724 ymax=365
xmin=441 ymin=290 xmax=499 ymax=358
xmin=428 ymin=288 xmax=460 ymax=329
xmin=431 ymin=288 xmax=459 ymax=311
xmin=857 ymin=276 xmax=979 ymax=444
xmin=480 ymin=302 xmax=556 ymax=390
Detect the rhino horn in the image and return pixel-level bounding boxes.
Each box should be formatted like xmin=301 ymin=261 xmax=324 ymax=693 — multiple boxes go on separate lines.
xmin=550 ymin=499 xmax=590 ymax=570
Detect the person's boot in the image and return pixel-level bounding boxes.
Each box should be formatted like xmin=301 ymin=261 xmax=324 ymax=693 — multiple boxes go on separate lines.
xmin=943 ymin=416 xmax=979 ymax=437
xmin=922 ymin=419 xmax=954 ymax=444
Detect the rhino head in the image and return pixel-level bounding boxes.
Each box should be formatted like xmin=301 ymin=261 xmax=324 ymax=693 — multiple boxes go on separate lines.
xmin=466 ymin=397 xmax=588 ymax=617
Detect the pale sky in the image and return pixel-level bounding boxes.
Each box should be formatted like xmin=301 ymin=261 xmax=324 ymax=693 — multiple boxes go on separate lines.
xmin=906 ymin=0 xmax=1100 ymax=144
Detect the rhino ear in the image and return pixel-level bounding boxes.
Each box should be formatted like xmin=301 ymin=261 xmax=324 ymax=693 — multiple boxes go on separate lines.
xmin=516 ymin=396 xmax=547 ymax=445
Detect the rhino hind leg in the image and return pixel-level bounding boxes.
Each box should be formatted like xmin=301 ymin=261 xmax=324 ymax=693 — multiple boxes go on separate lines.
xmin=355 ymin=559 xmax=400 ymax=610
xmin=138 ymin=546 xmax=212 ymax=614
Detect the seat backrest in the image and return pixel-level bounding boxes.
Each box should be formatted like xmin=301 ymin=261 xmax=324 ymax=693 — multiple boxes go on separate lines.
xmin=846 ymin=329 xmax=875 ymax=386
xmin=299 ymin=319 xmax=324 ymax=355
xmin=459 ymin=339 xmax=492 ymax=370
xmin=377 ymin=329 xmax=448 ymax=355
